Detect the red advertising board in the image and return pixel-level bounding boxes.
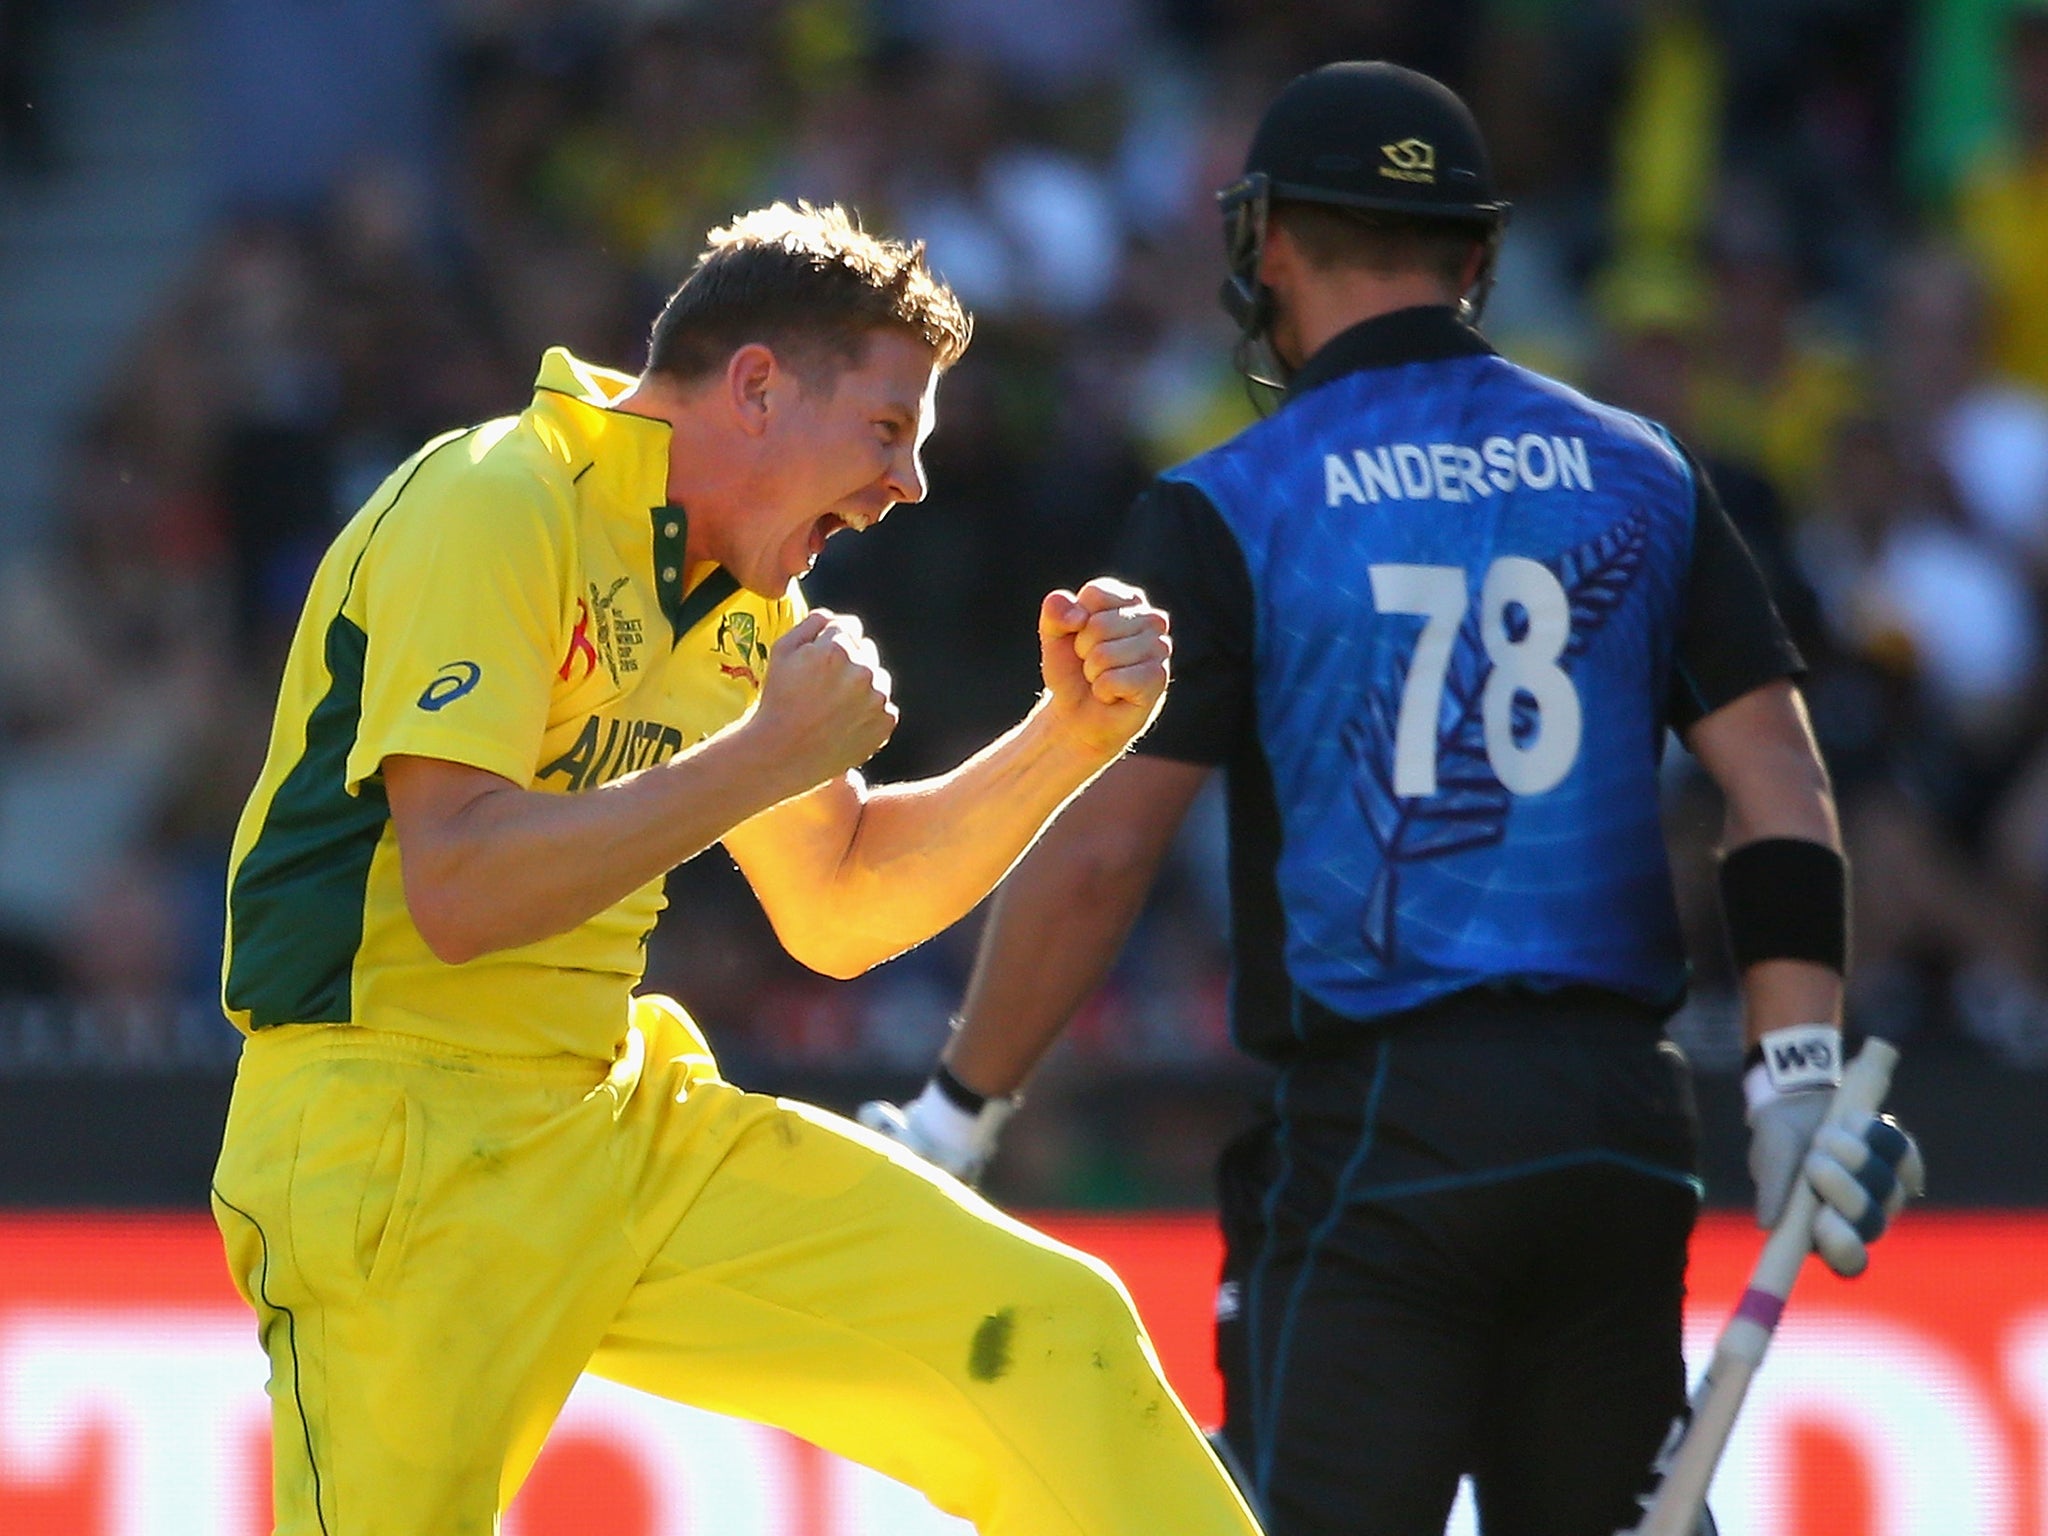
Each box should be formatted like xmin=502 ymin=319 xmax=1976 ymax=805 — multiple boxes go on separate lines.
xmin=0 ymin=1211 xmax=2035 ymax=1535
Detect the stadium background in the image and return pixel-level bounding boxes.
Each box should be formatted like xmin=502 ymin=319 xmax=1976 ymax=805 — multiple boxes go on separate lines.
xmin=1 ymin=0 xmax=2046 ymax=1531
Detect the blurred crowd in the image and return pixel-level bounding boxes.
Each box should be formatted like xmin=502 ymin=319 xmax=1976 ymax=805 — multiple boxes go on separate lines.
xmin=6 ymin=0 xmax=2048 ymax=1109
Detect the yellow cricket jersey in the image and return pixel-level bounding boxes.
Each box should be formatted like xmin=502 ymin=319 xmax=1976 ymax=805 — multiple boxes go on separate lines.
xmin=222 ymin=348 xmax=804 ymax=1057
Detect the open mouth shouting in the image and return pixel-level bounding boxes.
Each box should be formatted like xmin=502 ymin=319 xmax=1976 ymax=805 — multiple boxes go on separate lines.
xmin=806 ymin=507 xmax=877 ymax=564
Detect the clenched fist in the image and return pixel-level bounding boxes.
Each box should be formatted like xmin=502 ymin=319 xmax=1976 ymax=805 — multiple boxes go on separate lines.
xmin=1038 ymin=578 xmax=1171 ymax=760
xmin=751 ymin=609 xmax=898 ymax=789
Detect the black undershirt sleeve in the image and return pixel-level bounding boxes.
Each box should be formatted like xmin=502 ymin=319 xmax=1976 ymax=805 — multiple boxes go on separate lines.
xmin=1108 ymin=478 xmax=1255 ymax=766
xmin=1666 ymin=446 xmax=1805 ymax=733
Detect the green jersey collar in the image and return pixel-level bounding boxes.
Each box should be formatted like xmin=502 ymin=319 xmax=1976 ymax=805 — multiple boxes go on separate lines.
xmin=650 ymin=505 xmax=740 ymax=640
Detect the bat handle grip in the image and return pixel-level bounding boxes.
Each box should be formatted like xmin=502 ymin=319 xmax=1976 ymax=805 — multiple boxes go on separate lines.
xmin=1626 ymin=1037 xmax=1899 ymax=1536
xmin=1743 ymin=1038 xmax=1898 ymax=1314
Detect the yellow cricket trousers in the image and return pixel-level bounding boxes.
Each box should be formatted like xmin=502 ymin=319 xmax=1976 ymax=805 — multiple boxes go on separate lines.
xmin=211 ymin=996 xmax=1263 ymax=1535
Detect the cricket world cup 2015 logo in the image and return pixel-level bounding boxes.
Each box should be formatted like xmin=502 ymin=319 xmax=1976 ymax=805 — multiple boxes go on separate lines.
xmin=714 ymin=611 xmax=768 ymax=687
xmin=560 ymin=598 xmax=598 ymax=683
xmin=560 ymin=579 xmax=634 ymax=685
xmin=590 ymin=576 xmax=634 ymax=678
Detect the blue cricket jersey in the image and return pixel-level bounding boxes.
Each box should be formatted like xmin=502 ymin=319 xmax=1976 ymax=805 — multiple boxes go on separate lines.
xmin=1118 ymin=306 xmax=1801 ymax=1059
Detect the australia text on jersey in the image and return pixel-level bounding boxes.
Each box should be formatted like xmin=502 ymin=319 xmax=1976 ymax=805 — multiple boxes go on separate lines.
xmin=538 ymin=715 xmax=686 ymax=794
xmin=1324 ymin=434 xmax=1594 ymax=507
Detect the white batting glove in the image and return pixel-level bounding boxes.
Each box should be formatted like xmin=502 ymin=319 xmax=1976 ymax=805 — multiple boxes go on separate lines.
xmin=1745 ymin=1023 xmax=1842 ymax=1228
xmin=1804 ymin=1113 xmax=1925 ymax=1277
xmin=857 ymin=1074 xmax=1015 ymax=1184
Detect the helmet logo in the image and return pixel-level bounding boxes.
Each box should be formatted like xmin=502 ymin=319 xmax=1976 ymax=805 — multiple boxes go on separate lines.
xmin=1379 ymin=138 xmax=1437 ymax=184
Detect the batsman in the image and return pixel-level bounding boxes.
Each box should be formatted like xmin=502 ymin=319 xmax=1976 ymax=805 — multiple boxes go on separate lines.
xmin=863 ymin=62 xmax=1924 ymax=1536
xmin=212 ymin=202 xmax=1263 ymax=1536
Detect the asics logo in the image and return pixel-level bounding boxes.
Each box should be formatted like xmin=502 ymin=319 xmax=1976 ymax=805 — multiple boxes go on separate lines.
xmin=418 ymin=661 xmax=482 ymax=711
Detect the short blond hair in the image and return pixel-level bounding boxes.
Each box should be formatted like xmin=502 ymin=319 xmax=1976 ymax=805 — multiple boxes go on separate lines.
xmin=647 ymin=202 xmax=971 ymax=384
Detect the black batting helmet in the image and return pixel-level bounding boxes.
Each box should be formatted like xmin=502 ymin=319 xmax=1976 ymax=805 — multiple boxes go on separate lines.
xmin=1219 ymin=62 xmax=1510 ymax=383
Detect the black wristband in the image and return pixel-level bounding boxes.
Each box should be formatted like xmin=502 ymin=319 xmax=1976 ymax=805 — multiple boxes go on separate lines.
xmin=1718 ymin=837 xmax=1849 ymax=973
xmin=933 ymin=1062 xmax=990 ymax=1114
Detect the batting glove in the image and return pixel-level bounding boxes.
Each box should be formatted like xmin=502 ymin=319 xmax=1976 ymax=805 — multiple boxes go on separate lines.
xmin=1804 ymin=1113 xmax=1925 ymax=1277
xmin=857 ymin=1074 xmax=1015 ymax=1184
xmin=1745 ymin=1023 xmax=1841 ymax=1228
